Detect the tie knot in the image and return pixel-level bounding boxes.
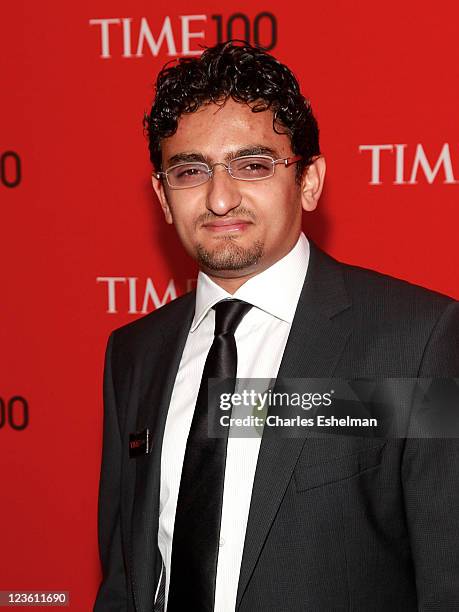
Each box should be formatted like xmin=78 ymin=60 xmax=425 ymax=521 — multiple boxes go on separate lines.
xmin=213 ymin=299 xmax=252 ymax=336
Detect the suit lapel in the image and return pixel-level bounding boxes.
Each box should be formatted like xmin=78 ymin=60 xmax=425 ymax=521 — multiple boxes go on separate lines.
xmin=236 ymin=243 xmax=353 ymax=609
xmin=130 ymin=292 xmax=195 ymax=612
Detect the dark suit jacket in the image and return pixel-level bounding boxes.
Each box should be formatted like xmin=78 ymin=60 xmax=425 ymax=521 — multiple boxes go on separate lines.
xmin=94 ymin=242 xmax=459 ymax=611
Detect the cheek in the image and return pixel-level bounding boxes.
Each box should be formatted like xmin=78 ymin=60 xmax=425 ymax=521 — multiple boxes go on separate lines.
xmin=168 ymin=204 xmax=199 ymax=245
xmin=167 ymin=188 xmax=210 ymax=238
xmin=248 ymin=182 xmax=300 ymax=228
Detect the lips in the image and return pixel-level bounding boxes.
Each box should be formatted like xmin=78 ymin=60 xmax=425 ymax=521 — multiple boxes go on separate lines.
xmin=202 ymin=218 xmax=252 ymax=232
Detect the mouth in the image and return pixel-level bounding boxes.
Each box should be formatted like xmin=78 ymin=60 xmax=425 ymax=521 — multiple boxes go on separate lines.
xmin=201 ymin=218 xmax=253 ymax=233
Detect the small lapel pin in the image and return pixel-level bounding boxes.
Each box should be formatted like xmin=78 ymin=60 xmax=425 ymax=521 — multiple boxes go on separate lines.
xmin=129 ymin=427 xmax=151 ymax=457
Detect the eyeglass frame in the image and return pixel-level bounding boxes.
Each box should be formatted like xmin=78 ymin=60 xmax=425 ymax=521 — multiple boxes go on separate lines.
xmin=154 ymin=154 xmax=303 ymax=189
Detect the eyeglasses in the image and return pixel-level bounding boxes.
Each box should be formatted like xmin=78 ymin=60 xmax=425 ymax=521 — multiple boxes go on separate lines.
xmin=155 ymin=154 xmax=302 ymax=189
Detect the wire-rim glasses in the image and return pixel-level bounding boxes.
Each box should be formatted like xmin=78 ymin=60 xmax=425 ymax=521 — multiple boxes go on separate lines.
xmin=155 ymin=154 xmax=303 ymax=189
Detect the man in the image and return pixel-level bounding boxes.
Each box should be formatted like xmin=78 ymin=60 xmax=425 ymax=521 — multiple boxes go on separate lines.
xmin=95 ymin=42 xmax=459 ymax=611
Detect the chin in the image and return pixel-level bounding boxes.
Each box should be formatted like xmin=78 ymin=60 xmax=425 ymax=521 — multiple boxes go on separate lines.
xmin=195 ymin=238 xmax=264 ymax=272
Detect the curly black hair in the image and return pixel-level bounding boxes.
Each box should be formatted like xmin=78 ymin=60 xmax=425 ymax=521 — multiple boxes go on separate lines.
xmin=144 ymin=40 xmax=320 ymax=181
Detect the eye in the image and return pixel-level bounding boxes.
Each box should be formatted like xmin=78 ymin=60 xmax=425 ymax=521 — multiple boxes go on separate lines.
xmin=168 ymin=163 xmax=209 ymax=185
xmin=232 ymin=157 xmax=273 ymax=178
xmin=176 ymin=166 xmax=206 ymax=178
xmin=245 ymin=162 xmax=268 ymax=172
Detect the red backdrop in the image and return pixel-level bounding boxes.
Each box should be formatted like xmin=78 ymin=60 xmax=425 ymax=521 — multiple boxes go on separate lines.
xmin=2 ymin=1 xmax=458 ymax=609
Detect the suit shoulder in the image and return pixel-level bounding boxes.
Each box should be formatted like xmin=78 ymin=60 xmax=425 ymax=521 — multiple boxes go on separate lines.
xmin=109 ymin=290 xmax=195 ymax=349
xmin=338 ymin=257 xmax=457 ymax=322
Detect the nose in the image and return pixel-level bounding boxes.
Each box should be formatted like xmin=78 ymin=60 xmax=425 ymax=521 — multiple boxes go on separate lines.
xmin=205 ymin=163 xmax=241 ymax=216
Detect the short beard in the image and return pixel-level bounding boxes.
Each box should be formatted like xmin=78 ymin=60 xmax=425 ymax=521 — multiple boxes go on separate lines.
xmin=196 ymin=236 xmax=264 ymax=271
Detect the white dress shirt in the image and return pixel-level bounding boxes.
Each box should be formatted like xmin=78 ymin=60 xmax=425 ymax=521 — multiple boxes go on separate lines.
xmin=158 ymin=232 xmax=310 ymax=611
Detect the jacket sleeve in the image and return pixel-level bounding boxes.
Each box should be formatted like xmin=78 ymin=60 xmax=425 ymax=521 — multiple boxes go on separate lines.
xmin=402 ymin=301 xmax=459 ymax=610
xmin=94 ymin=333 xmax=128 ymax=611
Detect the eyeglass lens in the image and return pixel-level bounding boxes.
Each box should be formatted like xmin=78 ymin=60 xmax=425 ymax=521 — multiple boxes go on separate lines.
xmin=166 ymin=156 xmax=275 ymax=188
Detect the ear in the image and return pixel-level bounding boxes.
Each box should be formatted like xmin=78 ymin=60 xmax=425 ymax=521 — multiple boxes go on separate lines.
xmin=151 ymin=173 xmax=173 ymax=225
xmin=300 ymin=156 xmax=326 ymax=212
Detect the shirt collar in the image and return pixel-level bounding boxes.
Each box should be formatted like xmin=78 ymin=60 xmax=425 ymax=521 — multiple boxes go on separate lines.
xmin=190 ymin=232 xmax=310 ymax=332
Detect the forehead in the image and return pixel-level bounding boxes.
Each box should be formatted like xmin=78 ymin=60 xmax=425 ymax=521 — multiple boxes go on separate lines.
xmin=160 ymin=98 xmax=293 ymax=162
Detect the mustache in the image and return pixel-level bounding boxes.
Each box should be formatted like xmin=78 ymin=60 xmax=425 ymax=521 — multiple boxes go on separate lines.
xmin=196 ymin=207 xmax=256 ymax=227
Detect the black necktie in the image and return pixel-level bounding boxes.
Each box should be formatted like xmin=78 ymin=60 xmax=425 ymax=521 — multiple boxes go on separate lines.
xmin=167 ymin=299 xmax=252 ymax=612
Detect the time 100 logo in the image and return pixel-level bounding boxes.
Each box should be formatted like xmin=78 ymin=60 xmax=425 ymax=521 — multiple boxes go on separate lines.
xmin=0 ymin=396 xmax=29 ymax=430
xmin=1 ymin=151 xmax=21 ymax=188
xmin=212 ymin=12 xmax=277 ymax=50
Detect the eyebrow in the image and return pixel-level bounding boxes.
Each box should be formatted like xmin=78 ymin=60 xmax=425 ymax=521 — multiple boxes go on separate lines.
xmin=228 ymin=145 xmax=279 ymax=160
xmin=166 ymin=145 xmax=280 ymax=167
xmin=167 ymin=152 xmax=206 ymax=166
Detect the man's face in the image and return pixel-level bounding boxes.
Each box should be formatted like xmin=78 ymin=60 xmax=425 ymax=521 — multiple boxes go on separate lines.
xmin=152 ymin=99 xmax=325 ymax=281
